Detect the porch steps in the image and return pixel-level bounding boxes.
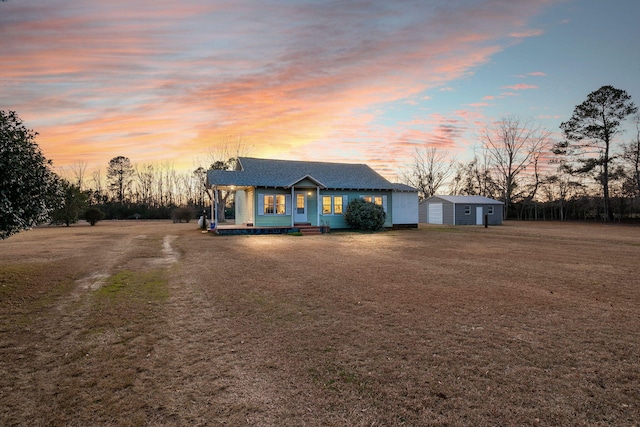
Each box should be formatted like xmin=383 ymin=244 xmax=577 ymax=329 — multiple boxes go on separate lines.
xmin=298 ymin=226 xmax=323 ymax=236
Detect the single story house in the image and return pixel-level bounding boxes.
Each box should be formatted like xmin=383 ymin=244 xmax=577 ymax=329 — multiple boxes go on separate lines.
xmin=206 ymin=157 xmax=418 ymax=230
xmin=419 ymin=195 xmax=504 ymax=225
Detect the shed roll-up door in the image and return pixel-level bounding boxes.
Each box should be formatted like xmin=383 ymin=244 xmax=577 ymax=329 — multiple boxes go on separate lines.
xmin=428 ymin=203 xmax=443 ymax=224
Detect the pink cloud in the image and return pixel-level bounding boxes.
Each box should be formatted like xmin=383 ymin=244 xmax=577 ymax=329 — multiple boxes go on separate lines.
xmin=501 ymin=83 xmax=539 ymax=91
xmin=509 ymin=29 xmax=544 ymax=38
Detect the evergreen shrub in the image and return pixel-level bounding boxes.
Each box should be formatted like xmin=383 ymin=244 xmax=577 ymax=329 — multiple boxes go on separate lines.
xmin=344 ymin=198 xmax=386 ymax=231
xmin=84 ymin=208 xmax=105 ymax=226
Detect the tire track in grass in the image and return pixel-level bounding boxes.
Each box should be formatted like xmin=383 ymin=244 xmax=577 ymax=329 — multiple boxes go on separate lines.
xmin=10 ymin=232 xmax=180 ymax=426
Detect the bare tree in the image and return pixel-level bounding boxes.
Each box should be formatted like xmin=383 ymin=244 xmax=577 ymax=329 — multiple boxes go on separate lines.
xmin=481 ymin=115 xmax=551 ymax=218
xmin=449 ymin=150 xmax=496 ymax=197
xmin=193 ymin=166 xmax=208 ymax=208
xmin=89 ymin=167 xmax=106 ymax=204
xmin=207 ymin=137 xmax=250 ymax=221
xmin=135 ymin=163 xmax=155 ymax=206
xmin=159 ymin=162 xmax=178 ymax=207
xmin=71 ymin=162 xmax=88 ymax=190
xmin=541 ymin=169 xmax=586 ymax=221
xmin=402 ymin=146 xmax=454 ymax=200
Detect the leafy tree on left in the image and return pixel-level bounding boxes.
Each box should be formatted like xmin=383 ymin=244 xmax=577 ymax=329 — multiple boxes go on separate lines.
xmin=0 ymin=110 xmax=61 ymax=239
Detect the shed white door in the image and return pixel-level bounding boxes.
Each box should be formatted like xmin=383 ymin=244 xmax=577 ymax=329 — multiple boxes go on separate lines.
xmin=428 ymin=203 xmax=443 ymax=224
xmin=476 ymin=206 xmax=483 ymax=225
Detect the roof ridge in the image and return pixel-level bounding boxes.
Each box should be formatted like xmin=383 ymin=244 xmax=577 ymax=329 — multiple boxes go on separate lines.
xmin=239 ymin=156 xmax=368 ymax=167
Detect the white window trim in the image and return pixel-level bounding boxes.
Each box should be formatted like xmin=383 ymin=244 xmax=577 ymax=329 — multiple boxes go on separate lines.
xmin=333 ymin=195 xmax=344 ymax=215
xmin=359 ymin=194 xmax=387 ymax=213
xmin=322 ymin=195 xmax=333 ymax=215
xmin=257 ymin=193 xmax=291 ymax=216
xmin=321 ymin=194 xmax=348 ymax=215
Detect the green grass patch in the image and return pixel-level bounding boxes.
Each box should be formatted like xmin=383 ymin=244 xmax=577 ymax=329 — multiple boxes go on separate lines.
xmin=90 ymin=269 xmax=169 ymax=330
xmin=96 ymin=269 xmax=169 ymax=302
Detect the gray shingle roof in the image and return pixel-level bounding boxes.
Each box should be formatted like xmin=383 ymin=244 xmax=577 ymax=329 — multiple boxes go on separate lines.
xmin=207 ymin=157 xmax=416 ymax=191
xmin=425 ymin=195 xmax=504 ymax=204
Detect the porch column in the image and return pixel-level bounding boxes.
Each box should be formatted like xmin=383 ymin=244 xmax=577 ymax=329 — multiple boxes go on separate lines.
xmin=291 ymin=186 xmax=295 ymax=226
xmin=210 ymin=190 xmax=214 ymax=226
xmin=317 ymin=185 xmax=320 ymax=226
xmin=213 ymin=186 xmax=218 ymax=227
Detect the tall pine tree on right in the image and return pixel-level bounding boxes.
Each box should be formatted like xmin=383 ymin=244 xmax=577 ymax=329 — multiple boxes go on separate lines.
xmin=555 ymin=86 xmax=637 ymax=222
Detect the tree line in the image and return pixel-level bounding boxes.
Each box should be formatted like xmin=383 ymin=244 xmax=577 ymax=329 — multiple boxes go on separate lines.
xmin=68 ymin=152 xmax=239 ymax=223
xmin=2 ymin=85 xmax=638 ymax=238
xmin=59 ymin=156 xmax=213 ymax=222
xmin=402 ymin=85 xmax=640 ymax=222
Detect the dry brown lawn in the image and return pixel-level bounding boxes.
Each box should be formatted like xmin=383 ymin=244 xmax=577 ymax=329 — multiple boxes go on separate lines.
xmin=0 ymin=220 xmax=639 ymax=426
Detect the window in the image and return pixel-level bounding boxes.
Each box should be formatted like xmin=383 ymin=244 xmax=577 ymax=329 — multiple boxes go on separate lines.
xmin=264 ymin=195 xmax=274 ymax=214
xmin=321 ymin=195 xmax=346 ymax=215
xmin=360 ymin=194 xmax=387 ymax=213
xmin=260 ymin=193 xmax=289 ymax=216
xmin=275 ymin=194 xmax=286 ymax=214
xmin=488 ymin=206 xmax=494 ymax=215
xmin=323 ymin=196 xmax=332 ymax=214
xmin=464 ymin=205 xmax=471 ymax=215
xmin=333 ymin=196 xmax=343 ymax=214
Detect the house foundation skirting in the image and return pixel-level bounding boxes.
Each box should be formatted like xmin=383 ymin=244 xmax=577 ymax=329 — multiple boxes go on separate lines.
xmin=210 ymin=224 xmax=327 ymax=235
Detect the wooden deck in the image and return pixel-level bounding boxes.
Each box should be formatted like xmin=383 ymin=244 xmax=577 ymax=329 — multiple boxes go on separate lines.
xmin=210 ymin=222 xmax=326 ymax=235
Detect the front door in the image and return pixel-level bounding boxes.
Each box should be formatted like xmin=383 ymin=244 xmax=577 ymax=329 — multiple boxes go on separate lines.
xmin=476 ymin=206 xmax=484 ymax=225
xmin=294 ymin=192 xmax=307 ymax=223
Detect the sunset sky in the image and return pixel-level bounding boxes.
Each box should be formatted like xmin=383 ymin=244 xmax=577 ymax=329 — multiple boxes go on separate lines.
xmin=2 ymin=0 xmax=639 ymax=180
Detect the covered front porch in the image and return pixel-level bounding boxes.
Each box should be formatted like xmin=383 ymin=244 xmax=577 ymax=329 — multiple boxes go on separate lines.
xmin=209 ymin=178 xmax=325 ymax=230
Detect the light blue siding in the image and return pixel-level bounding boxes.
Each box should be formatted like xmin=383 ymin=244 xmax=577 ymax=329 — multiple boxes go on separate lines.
xmin=249 ymin=188 xmax=395 ymax=228
xmin=320 ymin=191 xmax=393 ymax=229
xmin=254 ymin=189 xmax=293 ymax=227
